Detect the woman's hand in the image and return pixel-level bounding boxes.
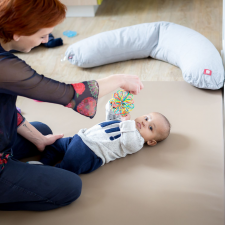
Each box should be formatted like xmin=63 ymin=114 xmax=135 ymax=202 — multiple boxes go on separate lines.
xmin=36 ymin=134 xmax=64 ymax=152
xmin=97 ymin=74 xmax=144 ymax=98
xmin=118 ymin=74 xmax=144 ymax=95
xmin=17 ymin=120 xmax=64 ymax=152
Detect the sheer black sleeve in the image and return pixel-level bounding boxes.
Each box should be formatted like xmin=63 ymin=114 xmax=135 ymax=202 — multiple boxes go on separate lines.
xmin=0 ymin=54 xmax=74 ymax=105
xmin=0 ymin=53 xmax=99 ymax=118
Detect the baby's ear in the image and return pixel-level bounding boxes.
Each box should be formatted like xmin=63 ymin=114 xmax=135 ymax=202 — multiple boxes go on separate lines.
xmin=147 ymin=140 xmax=157 ymax=146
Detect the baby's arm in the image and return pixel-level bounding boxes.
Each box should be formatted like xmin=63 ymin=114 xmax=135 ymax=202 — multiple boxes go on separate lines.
xmin=105 ymin=101 xmax=131 ymax=121
xmin=105 ymin=101 xmax=121 ymax=121
xmin=119 ymin=120 xmax=144 ymax=154
xmin=121 ymin=113 xmax=131 ymax=121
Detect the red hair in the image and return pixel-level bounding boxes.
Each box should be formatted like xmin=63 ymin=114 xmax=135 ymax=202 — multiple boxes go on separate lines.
xmin=0 ymin=0 xmax=67 ymax=43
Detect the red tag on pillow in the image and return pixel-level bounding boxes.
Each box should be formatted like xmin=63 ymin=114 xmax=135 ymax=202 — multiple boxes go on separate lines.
xmin=204 ymin=69 xmax=212 ymax=75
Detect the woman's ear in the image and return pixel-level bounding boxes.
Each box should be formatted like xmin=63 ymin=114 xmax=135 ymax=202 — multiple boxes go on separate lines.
xmin=13 ymin=34 xmax=20 ymax=41
xmin=147 ymin=140 xmax=157 ymax=146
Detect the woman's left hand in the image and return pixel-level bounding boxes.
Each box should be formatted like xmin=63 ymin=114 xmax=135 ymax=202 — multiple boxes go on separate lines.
xmin=37 ymin=134 xmax=64 ymax=151
xmin=18 ymin=120 xmax=65 ymax=152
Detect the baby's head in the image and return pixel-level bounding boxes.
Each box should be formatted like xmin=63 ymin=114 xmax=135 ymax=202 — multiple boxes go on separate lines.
xmin=135 ymin=112 xmax=171 ymax=146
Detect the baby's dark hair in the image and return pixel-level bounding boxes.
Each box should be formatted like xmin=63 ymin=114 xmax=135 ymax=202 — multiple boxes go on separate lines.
xmin=155 ymin=112 xmax=171 ymax=142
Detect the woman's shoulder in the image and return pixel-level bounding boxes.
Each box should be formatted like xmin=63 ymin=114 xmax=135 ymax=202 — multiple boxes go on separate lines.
xmin=0 ymin=45 xmax=20 ymax=61
xmin=0 ymin=46 xmax=32 ymax=70
xmin=0 ymin=47 xmax=35 ymax=84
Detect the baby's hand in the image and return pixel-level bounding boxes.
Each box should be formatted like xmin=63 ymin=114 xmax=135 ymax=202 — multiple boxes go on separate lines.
xmin=121 ymin=113 xmax=131 ymax=121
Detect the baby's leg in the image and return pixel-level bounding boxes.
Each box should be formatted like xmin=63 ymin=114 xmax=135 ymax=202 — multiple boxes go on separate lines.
xmin=40 ymin=137 xmax=72 ymax=166
xmin=55 ymin=135 xmax=102 ymax=175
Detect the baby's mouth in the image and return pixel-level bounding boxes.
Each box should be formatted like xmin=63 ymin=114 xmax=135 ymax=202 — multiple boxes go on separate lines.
xmin=136 ymin=122 xmax=141 ymax=129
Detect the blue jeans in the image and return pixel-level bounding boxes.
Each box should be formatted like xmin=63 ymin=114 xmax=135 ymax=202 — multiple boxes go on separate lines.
xmin=0 ymin=122 xmax=82 ymax=211
xmin=40 ymin=135 xmax=103 ymax=175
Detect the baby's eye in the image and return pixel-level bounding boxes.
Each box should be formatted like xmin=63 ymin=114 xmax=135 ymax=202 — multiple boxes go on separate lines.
xmin=145 ymin=117 xmax=148 ymax=121
xmin=149 ymin=126 xmax=153 ymax=131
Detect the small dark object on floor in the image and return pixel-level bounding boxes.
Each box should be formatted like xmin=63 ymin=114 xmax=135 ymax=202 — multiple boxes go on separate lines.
xmin=9 ymin=33 xmax=63 ymax=53
xmin=42 ymin=33 xmax=63 ymax=48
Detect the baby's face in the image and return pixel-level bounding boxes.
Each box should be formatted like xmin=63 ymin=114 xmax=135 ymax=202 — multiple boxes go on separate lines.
xmin=134 ymin=112 xmax=168 ymax=146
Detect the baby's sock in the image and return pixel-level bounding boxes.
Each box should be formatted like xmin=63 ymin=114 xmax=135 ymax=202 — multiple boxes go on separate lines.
xmin=42 ymin=33 xmax=63 ymax=48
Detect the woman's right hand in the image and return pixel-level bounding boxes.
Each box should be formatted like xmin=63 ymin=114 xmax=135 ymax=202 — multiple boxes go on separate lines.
xmin=97 ymin=74 xmax=144 ymax=98
xmin=118 ymin=74 xmax=144 ymax=95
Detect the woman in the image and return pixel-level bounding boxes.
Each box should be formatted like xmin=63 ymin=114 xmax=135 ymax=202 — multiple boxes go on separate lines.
xmin=0 ymin=0 xmax=143 ymax=211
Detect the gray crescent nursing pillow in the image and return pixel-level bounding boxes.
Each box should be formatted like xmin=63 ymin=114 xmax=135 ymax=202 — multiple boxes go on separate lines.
xmin=65 ymin=22 xmax=224 ymax=90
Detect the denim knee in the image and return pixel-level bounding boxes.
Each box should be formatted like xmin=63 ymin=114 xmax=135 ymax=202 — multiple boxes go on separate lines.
xmin=56 ymin=172 xmax=82 ymax=207
xmin=30 ymin=121 xmax=53 ymax=136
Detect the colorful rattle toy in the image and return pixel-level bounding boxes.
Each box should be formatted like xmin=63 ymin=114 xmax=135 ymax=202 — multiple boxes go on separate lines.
xmin=109 ymin=90 xmax=134 ymax=117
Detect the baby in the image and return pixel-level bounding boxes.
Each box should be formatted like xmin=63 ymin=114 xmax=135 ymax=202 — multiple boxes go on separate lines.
xmin=40 ymin=102 xmax=171 ymax=174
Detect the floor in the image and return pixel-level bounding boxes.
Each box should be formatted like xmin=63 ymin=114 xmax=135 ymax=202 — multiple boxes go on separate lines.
xmin=15 ymin=0 xmax=222 ymax=92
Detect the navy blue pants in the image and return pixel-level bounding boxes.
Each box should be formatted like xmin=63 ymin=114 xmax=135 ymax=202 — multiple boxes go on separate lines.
xmin=40 ymin=135 xmax=103 ymax=175
xmin=0 ymin=122 xmax=82 ymax=211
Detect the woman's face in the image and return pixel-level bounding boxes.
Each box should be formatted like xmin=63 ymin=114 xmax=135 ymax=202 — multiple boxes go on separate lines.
xmin=13 ymin=27 xmax=54 ymax=53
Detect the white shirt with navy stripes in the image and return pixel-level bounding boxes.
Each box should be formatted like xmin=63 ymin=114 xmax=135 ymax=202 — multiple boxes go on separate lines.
xmin=77 ymin=103 xmax=145 ymax=165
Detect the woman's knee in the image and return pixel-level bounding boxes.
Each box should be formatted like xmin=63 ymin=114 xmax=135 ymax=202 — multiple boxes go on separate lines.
xmin=30 ymin=121 xmax=53 ymax=135
xmin=56 ymin=172 xmax=82 ymax=207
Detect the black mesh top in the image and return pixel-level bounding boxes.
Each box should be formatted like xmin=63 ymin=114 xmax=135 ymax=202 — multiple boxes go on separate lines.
xmin=0 ymin=45 xmax=99 ymax=168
